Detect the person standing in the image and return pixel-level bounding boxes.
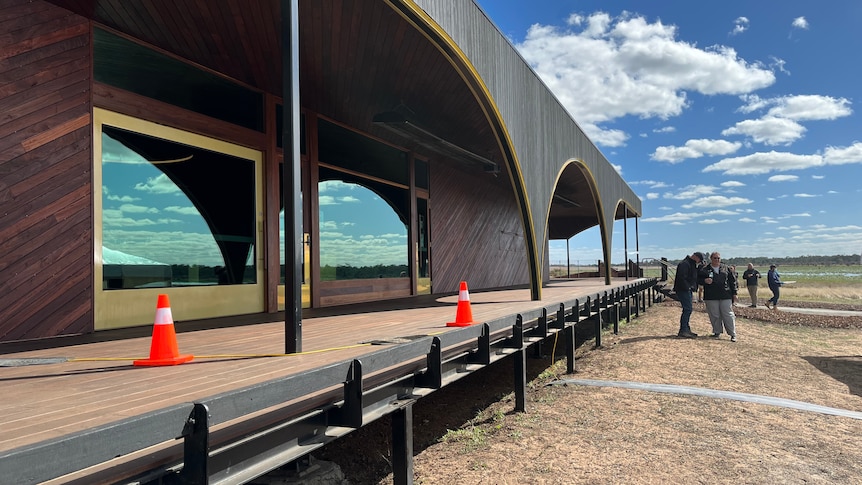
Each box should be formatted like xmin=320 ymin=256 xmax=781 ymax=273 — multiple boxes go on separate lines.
xmin=742 ymin=263 xmax=761 ymax=307
xmin=696 ymin=257 xmax=705 ymax=303
xmin=765 ymin=264 xmax=783 ymax=310
xmin=729 ymin=265 xmax=739 ymax=306
xmin=673 ymin=251 xmax=704 ymax=338
xmin=699 ymin=252 xmax=738 ymax=342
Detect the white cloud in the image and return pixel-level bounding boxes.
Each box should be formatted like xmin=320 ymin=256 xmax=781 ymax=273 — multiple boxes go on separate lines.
xmin=645 ymin=192 xmax=659 ymax=199
xmin=740 ymin=94 xmax=852 ymax=121
xmin=663 ymin=184 xmax=719 ymax=199
xmin=721 ymin=116 xmax=806 ymax=145
xmin=767 ymin=95 xmax=851 ymax=121
xmin=640 ymin=212 xmax=696 ymax=223
xmin=792 ymin=17 xmax=809 ymax=30
xmin=319 ymin=195 xmax=337 ymax=206
xmin=631 ymin=180 xmax=671 ymax=188
xmin=134 ymin=174 xmax=181 ymax=195
xmin=681 ymin=195 xmax=752 ymax=208
xmin=651 ymin=138 xmax=742 ymax=163
xmin=703 ymin=151 xmax=823 ymax=175
xmin=768 ymin=175 xmax=799 ymax=182
xmin=721 ymin=180 xmax=745 ymax=187
xmin=119 ymin=203 xmax=159 ymax=214
xmin=793 ymin=193 xmax=818 ymax=198
xmin=164 ymin=205 xmax=201 ymax=216
xmin=515 ymin=12 xmax=775 ymax=146
xmin=106 ymin=194 xmax=139 ymax=202
xmin=823 ymin=142 xmax=862 ymax=165
xmin=730 ymin=17 xmax=749 ymax=36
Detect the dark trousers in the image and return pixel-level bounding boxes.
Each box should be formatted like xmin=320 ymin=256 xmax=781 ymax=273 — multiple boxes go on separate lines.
xmin=768 ymin=285 xmax=780 ymax=306
xmin=678 ymin=290 xmax=693 ymax=333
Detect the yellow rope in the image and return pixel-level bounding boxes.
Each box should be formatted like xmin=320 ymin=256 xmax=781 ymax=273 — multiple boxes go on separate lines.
xmin=65 ymin=342 xmax=374 ymax=362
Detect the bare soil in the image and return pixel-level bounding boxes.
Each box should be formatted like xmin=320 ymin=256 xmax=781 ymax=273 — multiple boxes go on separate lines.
xmin=313 ymin=300 xmax=862 ymax=484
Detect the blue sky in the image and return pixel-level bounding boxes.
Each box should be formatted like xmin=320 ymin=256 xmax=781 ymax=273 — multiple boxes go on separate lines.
xmin=476 ymin=0 xmax=862 ymax=264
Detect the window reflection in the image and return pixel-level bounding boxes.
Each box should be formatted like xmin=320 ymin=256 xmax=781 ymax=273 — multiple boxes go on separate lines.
xmin=101 ymin=127 xmax=256 ymax=289
xmin=318 ymin=171 xmax=408 ymax=281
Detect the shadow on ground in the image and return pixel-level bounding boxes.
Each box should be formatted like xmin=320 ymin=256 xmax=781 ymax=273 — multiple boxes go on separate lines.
xmin=309 ymin=328 xmax=598 ymax=484
xmin=802 ymin=355 xmax=862 ymax=397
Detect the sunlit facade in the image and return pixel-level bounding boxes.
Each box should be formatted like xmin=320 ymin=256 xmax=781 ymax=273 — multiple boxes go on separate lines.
xmin=0 ymin=0 xmax=640 ymax=341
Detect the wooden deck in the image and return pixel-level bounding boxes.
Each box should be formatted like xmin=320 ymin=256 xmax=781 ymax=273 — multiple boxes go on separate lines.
xmin=0 ymin=278 xmax=651 ymax=481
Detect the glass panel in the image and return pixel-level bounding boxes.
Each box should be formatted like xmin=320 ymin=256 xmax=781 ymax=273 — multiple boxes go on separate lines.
xmin=318 ymin=119 xmax=409 ymax=185
xmin=417 ymin=197 xmax=431 ymax=294
xmin=318 ymin=168 xmax=409 ymax=280
xmin=278 ymin=211 xmax=311 ymax=309
xmin=415 ymin=158 xmax=429 ymax=190
xmin=101 ymin=126 xmax=257 ymax=289
xmin=94 ymin=28 xmax=264 ymax=132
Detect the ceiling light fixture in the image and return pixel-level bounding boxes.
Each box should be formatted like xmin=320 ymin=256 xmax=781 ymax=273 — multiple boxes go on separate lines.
xmin=373 ymin=111 xmax=499 ymax=174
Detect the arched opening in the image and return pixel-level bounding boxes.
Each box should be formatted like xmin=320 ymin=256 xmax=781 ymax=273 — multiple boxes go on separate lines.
xmin=546 ymin=160 xmax=603 ymax=279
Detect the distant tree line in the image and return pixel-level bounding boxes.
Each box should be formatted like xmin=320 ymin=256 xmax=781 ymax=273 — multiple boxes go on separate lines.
xmin=665 ymin=254 xmax=861 ymax=266
xmin=320 ymin=264 xmax=409 ymax=281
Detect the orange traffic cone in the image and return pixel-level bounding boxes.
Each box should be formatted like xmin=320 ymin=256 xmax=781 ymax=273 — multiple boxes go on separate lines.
xmin=134 ymin=294 xmax=194 ymax=366
xmin=447 ymin=281 xmax=476 ymax=327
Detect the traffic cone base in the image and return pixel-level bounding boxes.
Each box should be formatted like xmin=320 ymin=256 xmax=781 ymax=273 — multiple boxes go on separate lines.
xmin=447 ymin=281 xmax=475 ymax=327
xmin=134 ymin=294 xmax=194 ymax=367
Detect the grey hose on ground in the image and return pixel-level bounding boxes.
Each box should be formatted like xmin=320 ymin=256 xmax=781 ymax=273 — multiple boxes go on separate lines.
xmin=552 ymin=379 xmax=862 ymax=420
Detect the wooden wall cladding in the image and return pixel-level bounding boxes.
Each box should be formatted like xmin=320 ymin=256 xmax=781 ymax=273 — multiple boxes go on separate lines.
xmin=0 ymin=0 xmax=93 ymax=341
xmin=318 ymin=278 xmax=411 ymax=307
xmin=430 ymin=160 xmax=530 ymax=294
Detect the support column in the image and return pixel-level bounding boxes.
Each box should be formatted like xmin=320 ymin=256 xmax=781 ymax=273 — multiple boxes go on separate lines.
xmin=623 ymin=203 xmax=629 ymax=281
xmin=514 ymin=348 xmax=526 ymax=413
xmin=392 ymin=403 xmax=414 ymax=485
xmin=281 ymin=0 xmax=302 ymax=353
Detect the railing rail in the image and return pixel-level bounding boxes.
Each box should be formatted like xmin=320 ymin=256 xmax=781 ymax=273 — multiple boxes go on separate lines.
xmin=0 ymin=279 xmax=658 ymax=485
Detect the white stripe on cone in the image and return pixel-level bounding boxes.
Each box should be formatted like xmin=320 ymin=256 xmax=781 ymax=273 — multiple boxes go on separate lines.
xmin=154 ymin=307 xmax=173 ymax=325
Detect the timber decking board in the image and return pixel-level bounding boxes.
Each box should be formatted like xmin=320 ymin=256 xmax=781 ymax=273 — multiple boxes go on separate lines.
xmin=0 ymin=278 xmax=641 ymax=454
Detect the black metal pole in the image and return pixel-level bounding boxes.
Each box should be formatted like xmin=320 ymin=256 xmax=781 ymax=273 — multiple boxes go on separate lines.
xmin=282 ymin=0 xmax=302 ymax=353
xmin=623 ymin=203 xmax=629 ymax=281
xmin=635 ymin=216 xmax=640 ymax=277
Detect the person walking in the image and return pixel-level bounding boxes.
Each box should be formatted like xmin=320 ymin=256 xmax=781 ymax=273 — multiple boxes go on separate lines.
xmin=699 ymin=252 xmax=738 ymax=342
xmin=673 ymin=251 xmax=704 ymax=338
xmin=742 ymin=263 xmax=761 ymax=307
xmin=765 ymin=264 xmax=783 ymax=310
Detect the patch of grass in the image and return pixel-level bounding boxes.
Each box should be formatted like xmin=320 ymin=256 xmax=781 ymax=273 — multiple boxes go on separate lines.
xmin=440 ymin=425 xmax=487 ymax=451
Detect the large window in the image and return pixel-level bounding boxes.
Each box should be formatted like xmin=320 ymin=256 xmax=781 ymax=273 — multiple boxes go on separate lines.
xmin=101 ymin=127 xmax=257 ymax=289
xmin=94 ymin=109 xmax=263 ymax=329
xmin=318 ymin=170 xmax=409 ymax=281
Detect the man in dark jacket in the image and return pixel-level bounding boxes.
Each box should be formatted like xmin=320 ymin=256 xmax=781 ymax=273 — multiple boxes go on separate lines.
xmin=765 ymin=264 xmax=783 ymax=309
xmin=742 ymin=263 xmax=761 ymax=307
xmin=673 ymin=252 xmax=704 ymax=338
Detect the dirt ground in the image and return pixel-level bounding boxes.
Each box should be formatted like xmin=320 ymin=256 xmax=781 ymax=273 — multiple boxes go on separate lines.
xmin=312 ymin=300 xmax=862 ymax=484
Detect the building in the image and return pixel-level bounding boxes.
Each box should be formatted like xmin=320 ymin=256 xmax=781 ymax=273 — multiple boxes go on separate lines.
xmin=0 ymin=0 xmax=641 ymax=344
